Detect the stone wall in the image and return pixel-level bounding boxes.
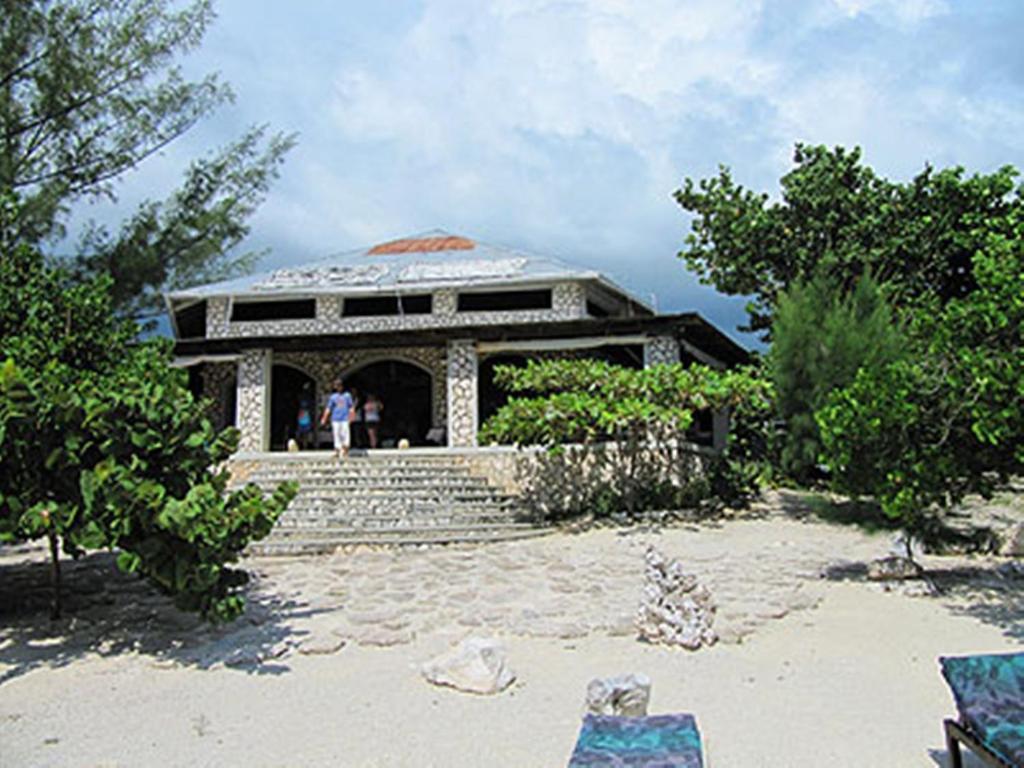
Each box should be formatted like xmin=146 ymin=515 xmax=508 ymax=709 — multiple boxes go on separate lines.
xmin=643 ymin=335 xmax=681 ymax=367
xmin=199 ymin=362 xmax=236 ymax=429
xmin=204 ymin=282 xmax=587 ymax=339
xmin=450 ymin=442 xmax=714 ymax=511
xmin=446 ymin=340 xmax=478 ymax=447
xmin=236 ymin=349 xmax=270 ymax=452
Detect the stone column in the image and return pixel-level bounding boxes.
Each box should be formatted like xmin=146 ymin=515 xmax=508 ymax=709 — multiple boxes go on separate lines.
xmin=206 ymin=297 xmax=230 ymax=339
xmin=446 ymin=339 xmax=478 ymax=447
xmin=434 ymin=288 xmax=457 ymax=318
xmin=643 ymin=336 xmax=680 ymax=367
xmin=237 ymin=348 xmax=271 ymax=453
xmin=552 ymin=282 xmax=587 ymax=318
xmin=712 ymin=410 xmax=729 ymax=452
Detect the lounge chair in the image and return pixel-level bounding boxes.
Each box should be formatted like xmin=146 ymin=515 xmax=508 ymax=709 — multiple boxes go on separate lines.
xmin=940 ymin=652 xmax=1024 ymax=767
xmin=568 ymin=713 xmax=704 ymax=767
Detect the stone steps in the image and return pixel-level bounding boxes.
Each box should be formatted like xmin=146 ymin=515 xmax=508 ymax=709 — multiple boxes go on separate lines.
xmin=253 ymin=483 xmax=501 ymax=495
xmin=276 ymin=511 xmax=529 ymax=528
xmin=247 ymin=526 xmax=547 ymax=556
xmin=236 ymin=453 xmax=542 ymax=554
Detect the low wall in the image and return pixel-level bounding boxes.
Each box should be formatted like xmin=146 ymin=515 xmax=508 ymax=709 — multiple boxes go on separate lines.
xmin=227 ymin=440 xmax=718 ymax=517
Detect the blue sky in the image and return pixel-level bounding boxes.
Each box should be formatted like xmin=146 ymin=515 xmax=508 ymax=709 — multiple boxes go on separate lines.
xmin=87 ymin=0 xmax=1024 ymax=348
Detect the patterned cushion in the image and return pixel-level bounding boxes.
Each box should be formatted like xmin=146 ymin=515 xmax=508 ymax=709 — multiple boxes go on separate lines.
xmin=568 ymin=714 xmax=703 ymax=767
xmin=940 ymin=652 xmax=1024 ymax=766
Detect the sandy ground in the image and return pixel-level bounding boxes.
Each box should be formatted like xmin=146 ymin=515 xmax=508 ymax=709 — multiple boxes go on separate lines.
xmin=1 ymin=492 xmax=1021 ymax=767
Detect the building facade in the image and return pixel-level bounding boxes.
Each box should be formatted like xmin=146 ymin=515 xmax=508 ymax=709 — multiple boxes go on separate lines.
xmin=168 ymin=231 xmax=747 ymax=454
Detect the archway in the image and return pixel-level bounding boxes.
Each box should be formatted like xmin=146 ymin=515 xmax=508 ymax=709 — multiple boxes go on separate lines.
xmin=270 ymin=364 xmax=317 ymax=451
xmin=345 ymin=360 xmax=432 ymax=447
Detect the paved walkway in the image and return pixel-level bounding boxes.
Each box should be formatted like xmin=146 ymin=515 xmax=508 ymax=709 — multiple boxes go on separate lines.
xmin=1 ymin=489 xmax=1019 ymax=676
xmin=254 ymin=509 xmax=884 ymax=650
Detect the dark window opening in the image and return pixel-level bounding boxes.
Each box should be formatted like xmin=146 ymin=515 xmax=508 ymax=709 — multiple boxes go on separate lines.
xmin=457 ymin=289 xmax=552 ymax=312
xmin=174 ymin=301 xmax=207 ymax=338
xmin=586 ymin=300 xmax=610 ymax=318
xmin=342 ymin=294 xmax=432 ymax=317
xmin=231 ymin=299 xmax=315 ymax=322
xmin=685 ymin=409 xmax=714 ymax=447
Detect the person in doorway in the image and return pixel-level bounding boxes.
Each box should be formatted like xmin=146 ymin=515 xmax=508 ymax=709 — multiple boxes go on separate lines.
xmin=295 ymin=381 xmax=315 ymax=449
xmin=364 ymin=392 xmax=384 ymax=449
xmin=320 ymin=379 xmax=354 ymax=460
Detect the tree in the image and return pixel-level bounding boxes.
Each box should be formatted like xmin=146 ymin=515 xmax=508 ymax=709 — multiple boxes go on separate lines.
xmin=675 ymin=144 xmax=1020 ymax=335
xmin=769 ymin=271 xmax=905 ymax=483
xmin=0 ymin=232 xmax=296 ymax=620
xmin=478 ymin=359 xmax=771 ymax=517
xmin=815 ymin=212 xmax=1024 ymax=553
xmin=0 ymin=0 xmax=294 ymax=316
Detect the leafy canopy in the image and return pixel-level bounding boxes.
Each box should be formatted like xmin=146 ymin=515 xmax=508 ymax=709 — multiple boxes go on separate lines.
xmin=675 ymin=143 xmax=1021 ymax=334
xmin=768 ymin=271 xmax=905 ymax=483
xmin=0 ymin=0 xmax=294 ymax=316
xmin=0 ymin=231 xmax=295 ymax=620
xmin=479 ymin=358 xmax=771 ymax=515
xmin=816 ymin=204 xmax=1024 ymax=539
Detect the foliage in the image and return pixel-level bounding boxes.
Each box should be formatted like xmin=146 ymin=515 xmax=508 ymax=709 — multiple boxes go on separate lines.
xmin=0 ymin=239 xmax=296 ymax=620
xmin=0 ymin=0 xmax=294 ymax=316
xmin=816 ymin=214 xmax=1024 ymax=545
xmin=768 ymin=271 xmax=906 ymax=483
xmin=675 ymin=143 xmax=1021 ymax=335
xmin=478 ymin=358 xmax=771 ymax=517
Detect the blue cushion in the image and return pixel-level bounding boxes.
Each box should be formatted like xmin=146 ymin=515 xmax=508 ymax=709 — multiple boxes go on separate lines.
xmin=568 ymin=714 xmax=703 ymax=767
xmin=940 ymin=652 xmax=1024 ymax=766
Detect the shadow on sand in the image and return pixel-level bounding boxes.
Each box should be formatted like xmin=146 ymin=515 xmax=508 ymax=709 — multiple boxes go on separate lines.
xmin=819 ymin=556 xmax=1024 ymax=643
xmin=0 ymin=545 xmax=333 ymax=686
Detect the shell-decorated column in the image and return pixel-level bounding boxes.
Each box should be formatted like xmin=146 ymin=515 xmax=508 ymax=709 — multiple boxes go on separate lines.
xmin=446 ymin=339 xmax=478 ymax=447
xmin=236 ymin=348 xmax=271 ymax=453
xmin=643 ymin=335 xmax=680 ymax=367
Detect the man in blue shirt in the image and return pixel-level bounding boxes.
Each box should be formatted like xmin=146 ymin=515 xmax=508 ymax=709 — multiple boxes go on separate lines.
xmin=320 ymin=378 xmax=354 ymax=460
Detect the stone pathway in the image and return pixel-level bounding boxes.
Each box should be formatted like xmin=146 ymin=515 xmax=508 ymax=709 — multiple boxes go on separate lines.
xmin=2 ymin=489 xmax=1020 ymax=678
xmin=251 ymin=511 xmax=885 ymax=650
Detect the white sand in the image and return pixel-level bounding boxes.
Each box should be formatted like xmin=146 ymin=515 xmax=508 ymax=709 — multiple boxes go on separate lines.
xmin=1 ymin=502 xmax=1020 ymax=767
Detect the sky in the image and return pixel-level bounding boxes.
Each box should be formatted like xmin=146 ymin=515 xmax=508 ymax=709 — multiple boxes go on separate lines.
xmin=81 ymin=0 xmax=1024 ymax=349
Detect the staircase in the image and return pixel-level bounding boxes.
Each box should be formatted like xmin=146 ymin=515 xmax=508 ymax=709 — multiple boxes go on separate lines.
xmin=237 ymin=452 xmax=545 ymax=555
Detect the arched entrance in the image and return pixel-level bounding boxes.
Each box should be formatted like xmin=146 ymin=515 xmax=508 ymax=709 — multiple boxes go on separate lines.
xmin=345 ymin=360 xmax=432 ymax=447
xmin=270 ymin=364 xmax=317 ymax=451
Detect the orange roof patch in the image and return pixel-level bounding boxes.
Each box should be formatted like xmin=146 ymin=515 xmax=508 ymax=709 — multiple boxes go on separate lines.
xmin=368 ymin=236 xmax=475 ymax=255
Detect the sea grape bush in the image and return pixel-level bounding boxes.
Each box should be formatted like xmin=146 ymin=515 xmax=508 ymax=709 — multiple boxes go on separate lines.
xmin=0 ymin=239 xmax=295 ymax=620
xmin=478 ymin=358 xmax=771 ymax=516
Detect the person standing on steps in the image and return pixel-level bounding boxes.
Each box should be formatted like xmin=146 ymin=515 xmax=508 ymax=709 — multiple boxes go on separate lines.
xmin=295 ymin=381 xmax=315 ymax=450
xmin=320 ymin=378 xmax=354 ymax=461
xmin=364 ymin=392 xmax=383 ymax=449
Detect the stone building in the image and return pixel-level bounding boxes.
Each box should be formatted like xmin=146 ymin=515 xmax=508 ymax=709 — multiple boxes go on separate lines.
xmin=168 ymin=231 xmax=747 ymax=454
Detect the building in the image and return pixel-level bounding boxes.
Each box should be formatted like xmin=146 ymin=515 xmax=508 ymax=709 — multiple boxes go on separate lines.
xmin=167 ymin=230 xmax=747 ymax=455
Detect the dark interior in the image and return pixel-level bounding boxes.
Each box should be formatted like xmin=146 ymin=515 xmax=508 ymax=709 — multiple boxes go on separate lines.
xmin=345 ymin=360 xmax=433 ymax=447
xmin=270 ymin=364 xmax=317 ymax=450
xmin=231 ymin=299 xmax=316 ymax=322
xmin=457 ymin=289 xmax=552 ymax=312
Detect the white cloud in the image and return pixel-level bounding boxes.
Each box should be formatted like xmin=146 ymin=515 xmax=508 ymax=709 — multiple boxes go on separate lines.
xmin=832 ymin=0 xmax=950 ymax=25
xmin=132 ymin=0 xmax=1024 ymax=346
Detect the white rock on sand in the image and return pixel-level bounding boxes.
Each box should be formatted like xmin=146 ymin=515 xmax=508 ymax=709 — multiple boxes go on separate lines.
xmin=585 ymin=672 xmax=651 ymax=716
xmin=420 ymin=636 xmax=516 ymax=695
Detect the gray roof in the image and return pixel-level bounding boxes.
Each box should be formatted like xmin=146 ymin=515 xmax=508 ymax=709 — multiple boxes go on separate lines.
xmin=166 ymin=229 xmax=651 ymax=310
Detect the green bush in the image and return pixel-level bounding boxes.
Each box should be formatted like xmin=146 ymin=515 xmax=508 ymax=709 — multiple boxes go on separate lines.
xmin=0 ymin=238 xmax=295 ymax=621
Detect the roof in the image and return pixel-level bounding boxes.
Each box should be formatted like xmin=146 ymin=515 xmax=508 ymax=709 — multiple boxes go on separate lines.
xmin=166 ymin=229 xmax=650 ymax=310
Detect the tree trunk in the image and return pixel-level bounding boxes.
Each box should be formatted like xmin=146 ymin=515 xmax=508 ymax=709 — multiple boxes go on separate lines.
xmin=47 ymin=527 xmax=61 ymax=620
